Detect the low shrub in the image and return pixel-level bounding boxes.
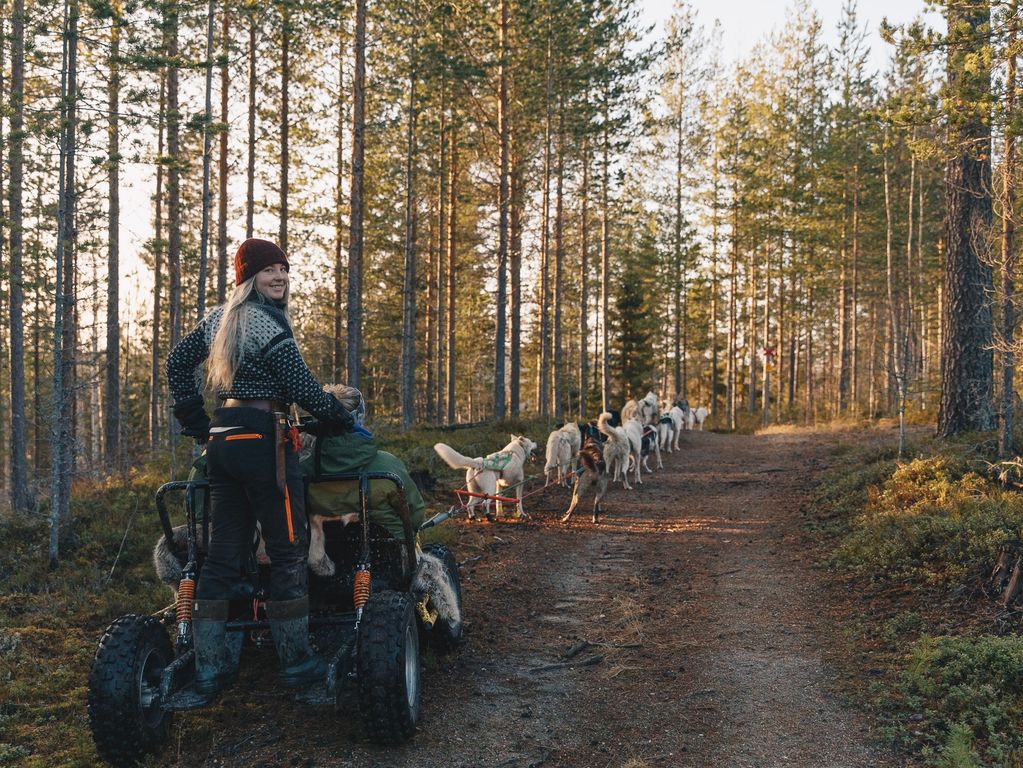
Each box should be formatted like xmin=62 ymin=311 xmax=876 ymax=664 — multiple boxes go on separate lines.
xmin=897 ymin=634 xmax=1023 ymax=766
xmin=831 ymin=455 xmax=1023 ymax=583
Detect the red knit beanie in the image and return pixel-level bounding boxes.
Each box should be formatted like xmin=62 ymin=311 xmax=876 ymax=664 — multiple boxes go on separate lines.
xmin=234 ymin=238 xmax=289 ymax=285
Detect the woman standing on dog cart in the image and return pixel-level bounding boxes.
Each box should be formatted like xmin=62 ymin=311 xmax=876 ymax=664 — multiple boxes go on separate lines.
xmin=166 ymin=238 xmax=354 ymax=696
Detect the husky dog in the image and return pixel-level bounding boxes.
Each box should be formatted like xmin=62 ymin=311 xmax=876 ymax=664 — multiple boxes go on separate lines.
xmin=621 ymin=391 xmax=659 ymax=427
xmin=667 ymin=406 xmax=686 ymax=450
xmin=411 ymin=550 xmax=462 ymax=640
xmin=153 ymin=525 xmax=201 ymax=597
xmin=596 ymin=412 xmax=633 ymax=490
xmin=434 ymin=435 xmax=538 ymax=520
xmin=153 ymin=524 xmax=262 ymax=597
xmin=544 ymin=423 xmax=582 ymax=486
xmin=617 ymin=417 xmax=642 ymax=482
xmin=561 ymin=437 xmax=609 ymax=524
xmin=657 ymin=414 xmax=673 ymax=453
xmin=640 ymin=422 xmax=662 ymax=471
xmin=693 ymin=406 xmax=709 ymax=430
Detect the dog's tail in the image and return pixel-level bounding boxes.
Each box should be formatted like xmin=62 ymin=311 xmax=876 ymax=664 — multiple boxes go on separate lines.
xmin=433 ymin=442 xmax=485 ymax=471
xmin=597 ymin=412 xmax=616 ymax=440
xmin=544 ymin=432 xmax=561 ymax=473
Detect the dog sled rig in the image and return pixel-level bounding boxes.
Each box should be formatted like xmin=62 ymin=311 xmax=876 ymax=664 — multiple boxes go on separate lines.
xmin=444 ymin=451 xmax=582 ymax=520
xmin=85 ymin=424 xmax=462 ymax=767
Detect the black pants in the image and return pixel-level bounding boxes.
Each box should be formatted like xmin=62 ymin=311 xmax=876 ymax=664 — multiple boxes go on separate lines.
xmin=196 ymin=407 xmax=309 ymax=602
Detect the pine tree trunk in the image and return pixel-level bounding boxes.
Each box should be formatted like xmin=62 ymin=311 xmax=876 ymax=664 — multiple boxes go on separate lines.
xmin=710 ymin=163 xmax=719 ymax=418
xmin=510 ymin=152 xmax=523 ymax=416
xmin=400 ymin=11 xmax=418 ymax=432
xmin=938 ymin=1 xmax=995 ymax=436
xmin=578 ymin=134 xmax=589 ymax=419
xmin=104 ymin=3 xmax=121 ymax=471
xmin=537 ymin=24 xmax=552 ymax=418
xmin=7 ymin=0 xmax=31 ymax=512
xmin=436 ymin=105 xmax=447 ymax=421
xmin=494 ymin=0 xmax=509 ymax=420
xmin=747 ymin=248 xmax=757 ymax=415
xmin=553 ymin=88 xmax=565 ymax=420
xmin=805 ymin=277 xmax=815 ymax=423
xmin=279 ymin=3 xmax=289 ymax=252
xmin=347 ymin=0 xmax=366 ymax=389
xmin=51 ymin=0 xmax=79 ymax=562
xmin=883 ymin=143 xmax=899 ymax=411
xmin=673 ymin=98 xmax=683 ymax=399
xmin=167 ymin=0 xmax=182 ymax=349
xmin=197 ymin=0 xmax=215 ymax=321
xmin=246 ymin=12 xmax=256 ymax=238
xmin=761 ymin=246 xmax=771 ymax=426
xmin=446 ymin=127 xmax=457 ymax=424
xmin=425 ymin=203 xmax=436 ymax=423
xmin=727 ymin=190 xmax=738 ymax=429
xmin=151 ymin=74 xmax=166 ymax=451
xmin=0 ymin=10 xmax=7 ymax=492
xmin=217 ymin=8 xmax=229 ymax=304
xmin=333 ymin=31 xmax=345 ymax=379
xmin=600 ymin=96 xmax=611 ymax=412
xmin=837 ymin=188 xmax=850 ymax=413
xmin=1000 ymin=1 xmax=1017 ymax=457
xmin=851 ymin=165 xmax=860 ymax=410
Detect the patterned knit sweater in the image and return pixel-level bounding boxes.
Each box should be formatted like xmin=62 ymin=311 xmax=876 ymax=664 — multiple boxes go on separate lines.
xmin=166 ymin=295 xmax=347 ymax=423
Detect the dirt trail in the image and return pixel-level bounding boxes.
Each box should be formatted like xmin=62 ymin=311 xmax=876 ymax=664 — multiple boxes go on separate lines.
xmin=168 ymin=429 xmax=892 ymax=768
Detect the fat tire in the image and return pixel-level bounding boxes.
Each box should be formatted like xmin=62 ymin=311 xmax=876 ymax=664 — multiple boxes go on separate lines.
xmin=87 ymin=614 xmax=174 ymax=766
xmin=420 ymin=544 xmax=463 ymax=651
xmin=356 ymin=590 xmax=421 ymax=744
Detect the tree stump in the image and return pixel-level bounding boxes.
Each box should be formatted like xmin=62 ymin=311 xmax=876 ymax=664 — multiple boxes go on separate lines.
xmin=990 ymin=540 xmax=1023 ymax=607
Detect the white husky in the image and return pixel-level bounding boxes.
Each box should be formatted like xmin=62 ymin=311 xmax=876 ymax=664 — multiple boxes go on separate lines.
xmin=544 ymin=423 xmax=582 ymax=486
xmin=622 ymin=391 xmax=659 ymax=426
xmin=434 ymin=434 xmax=537 ymax=520
xmin=622 ymin=417 xmax=646 ymax=486
xmin=597 ymin=412 xmax=634 ymax=490
xmin=668 ymin=406 xmax=686 ymax=450
xmin=693 ymin=406 xmax=709 ymax=430
xmin=657 ymin=413 xmax=677 ymax=453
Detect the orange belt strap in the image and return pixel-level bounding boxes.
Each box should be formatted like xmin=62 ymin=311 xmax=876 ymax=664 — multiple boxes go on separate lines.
xmin=284 ymin=485 xmax=295 ymax=543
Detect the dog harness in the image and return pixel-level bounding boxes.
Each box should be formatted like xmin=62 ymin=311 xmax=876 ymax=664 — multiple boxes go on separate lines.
xmin=480 ymin=451 xmax=515 ymax=473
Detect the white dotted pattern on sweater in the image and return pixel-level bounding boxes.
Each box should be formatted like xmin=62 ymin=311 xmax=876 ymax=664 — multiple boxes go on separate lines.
xmin=166 ymin=299 xmax=345 ymax=422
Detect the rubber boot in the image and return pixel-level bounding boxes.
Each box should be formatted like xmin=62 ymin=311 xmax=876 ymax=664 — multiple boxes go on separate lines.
xmin=193 ymin=599 xmax=235 ymax=696
xmin=266 ymin=597 xmax=327 ymax=688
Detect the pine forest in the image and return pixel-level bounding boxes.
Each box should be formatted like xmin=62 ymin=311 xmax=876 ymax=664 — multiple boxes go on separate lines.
xmin=0 ymin=0 xmax=1017 ymax=521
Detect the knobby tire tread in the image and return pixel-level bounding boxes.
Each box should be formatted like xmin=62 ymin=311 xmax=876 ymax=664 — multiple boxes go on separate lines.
xmin=87 ymin=614 xmax=173 ymax=767
xmin=356 ymin=591 xmax=420 ymax=744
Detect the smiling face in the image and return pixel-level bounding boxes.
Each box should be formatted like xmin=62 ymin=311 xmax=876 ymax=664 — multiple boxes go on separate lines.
xmin=253 ymin=262 xmax=289 ymax=302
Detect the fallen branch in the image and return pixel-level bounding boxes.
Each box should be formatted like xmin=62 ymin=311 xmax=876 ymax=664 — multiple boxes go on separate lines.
xmin=458 ymin=555 xmax=484 ymax=567
xmin=530 ymin=654 xmax=604 ymax=673
xmin=562 ymin=640 xmax=591 ymax=659
xmin=106 ymin=496 xmax=140 ymax=584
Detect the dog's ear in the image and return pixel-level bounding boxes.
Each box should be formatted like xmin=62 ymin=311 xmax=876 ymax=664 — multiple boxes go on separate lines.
xmin=510 ymin=433 xmax=518 ymax=441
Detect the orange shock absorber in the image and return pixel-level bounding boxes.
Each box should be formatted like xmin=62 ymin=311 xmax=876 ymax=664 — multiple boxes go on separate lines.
xmin=353 ymin=568 xmax=371 ymax=611
xmin=176 ymin=576 xmax=196 ymax=643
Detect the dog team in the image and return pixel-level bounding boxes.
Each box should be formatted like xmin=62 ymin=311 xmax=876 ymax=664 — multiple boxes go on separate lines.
xmin=432 ymin=392 xmax=708 ymax=526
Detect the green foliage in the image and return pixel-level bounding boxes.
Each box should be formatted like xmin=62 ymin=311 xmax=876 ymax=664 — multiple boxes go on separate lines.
xmin=898 ymin=635 xmax=1023 ymax=766
xmin=830 ymin=453 xmax=1023 ymax=582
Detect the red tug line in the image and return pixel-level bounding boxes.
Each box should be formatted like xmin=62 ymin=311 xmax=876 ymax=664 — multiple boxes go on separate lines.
xmin=449 ymin=466 xmax=581 ymax=510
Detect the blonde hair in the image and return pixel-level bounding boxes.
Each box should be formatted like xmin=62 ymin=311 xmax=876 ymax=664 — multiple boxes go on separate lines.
xmin=207 ymin=276 xmax=291 ymax=393
xmin=322 ymin=384 xmax=363 ymax=414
